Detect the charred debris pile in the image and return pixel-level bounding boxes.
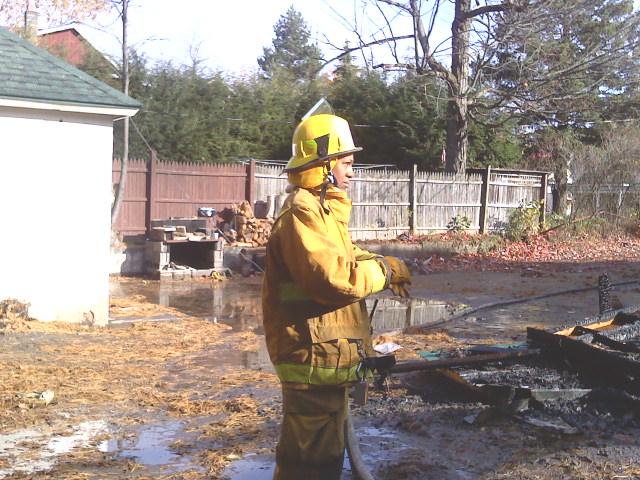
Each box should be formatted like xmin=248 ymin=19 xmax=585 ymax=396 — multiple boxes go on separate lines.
xmin=376 ymin=275 xmax=640 ymax=433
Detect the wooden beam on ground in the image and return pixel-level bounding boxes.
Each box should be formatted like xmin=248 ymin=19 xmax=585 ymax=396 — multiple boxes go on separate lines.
xmin=527 ymin=327 xmax=640 ymax=384
xmin=389 ymin=349 xmax=539 ymax=374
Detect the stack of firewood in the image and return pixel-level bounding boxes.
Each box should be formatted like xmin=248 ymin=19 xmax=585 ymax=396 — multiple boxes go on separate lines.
xmin=232 ymin=201 xmax=274 ymax=247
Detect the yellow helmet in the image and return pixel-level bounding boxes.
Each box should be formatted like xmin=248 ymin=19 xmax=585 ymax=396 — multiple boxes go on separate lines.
xmin=284 ymin=113 xmax=362 ymax=173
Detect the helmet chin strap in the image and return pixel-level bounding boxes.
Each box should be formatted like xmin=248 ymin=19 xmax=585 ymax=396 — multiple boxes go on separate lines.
xmin=319 ymin=161 xmax=336 ymax=210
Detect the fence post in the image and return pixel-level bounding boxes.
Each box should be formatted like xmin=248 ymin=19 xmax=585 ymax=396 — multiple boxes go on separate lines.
xmin=145 ymin=150 xmax=157 ymax=236
xmin=410 ymin=164 xmax=418 ymax=236
xmin=479 ymin=165 xmax=491 ymax=233
xmin=246 ymin=159 xmax=256 ymax=207
xmin=539 ymin=172 xmax=548 ymax=229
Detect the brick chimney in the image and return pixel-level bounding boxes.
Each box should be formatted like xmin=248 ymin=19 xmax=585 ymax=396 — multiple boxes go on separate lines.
xmin=23 ymin=1 xmax=39 ymax=42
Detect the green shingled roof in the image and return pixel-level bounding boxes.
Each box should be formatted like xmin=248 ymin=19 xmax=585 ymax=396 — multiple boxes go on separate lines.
xmin=0 ymin=27 xmax=140 ymax=111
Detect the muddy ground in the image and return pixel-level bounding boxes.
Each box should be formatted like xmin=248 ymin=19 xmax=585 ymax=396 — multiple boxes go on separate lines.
xmin=2 ymin=252 xmax=640 ymax=479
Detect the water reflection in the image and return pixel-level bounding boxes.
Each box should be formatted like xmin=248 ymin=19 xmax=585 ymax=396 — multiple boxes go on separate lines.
xmin=101 ymin=421 xmax=198 ymax=473
xmin=0 ymin=421 xmax=109 ymax=478
xmin=222 ymin=454 xmax=275 ymax=480
xmin=243 ymin=341 xmax=274 ymax=372
xmin=111 ymin=279 xmax=464 ymax=334
xmin=367 ymin=297 xmax=466 ymax=332
xmin=111 ymin=280 xmax=263 ymax=330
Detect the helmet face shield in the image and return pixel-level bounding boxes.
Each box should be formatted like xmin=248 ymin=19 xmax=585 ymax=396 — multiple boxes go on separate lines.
xmin=301 ymin=97 xmax=334 ymax=120
xmin=285 ymin=113 xmax=362 ymax=173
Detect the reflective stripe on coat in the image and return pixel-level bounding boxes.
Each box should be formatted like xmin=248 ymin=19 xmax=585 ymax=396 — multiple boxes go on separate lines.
xmin=262 ymin=186 xmax=386 ymax=385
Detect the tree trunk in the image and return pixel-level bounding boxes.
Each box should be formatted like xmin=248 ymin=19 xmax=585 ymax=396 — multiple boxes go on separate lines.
xmin=111 ymin=0 xmax=129 ymax=227
xmin=446 ymin=95 xmax=469 ymax=174
xmin=552 ymin=168 xmax=568 ymax=215
xmin=445 ymin=0 xmax=470 ymax=174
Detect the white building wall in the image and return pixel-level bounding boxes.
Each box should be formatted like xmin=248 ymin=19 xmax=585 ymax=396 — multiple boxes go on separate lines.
xmin=0 ymin=107 xmax=114 ymax=325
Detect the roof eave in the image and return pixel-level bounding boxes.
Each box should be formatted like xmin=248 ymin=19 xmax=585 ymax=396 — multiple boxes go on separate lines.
xmin=0 ymin=96 xmax=139 ymax=117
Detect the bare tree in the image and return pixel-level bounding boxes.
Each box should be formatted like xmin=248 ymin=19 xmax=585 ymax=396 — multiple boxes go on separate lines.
xmin=331 ymin=0 xmax=640 ymax=173
xmin=327 ymin=0 xmax=511 ymax=172
xmin=521 ymin=129 xmax=581 ymax=215
xmin=0 ymin=0 xmax=109 ymax=29
xmin=572 ymin=125 xmax=640 ymax=218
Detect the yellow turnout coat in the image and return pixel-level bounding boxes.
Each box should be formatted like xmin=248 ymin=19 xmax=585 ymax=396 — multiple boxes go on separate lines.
xmin=262 ymin=185 xmax=387 ymax=386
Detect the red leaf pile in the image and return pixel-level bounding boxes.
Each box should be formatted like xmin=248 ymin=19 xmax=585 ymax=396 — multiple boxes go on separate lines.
xmin=415 ymin=233 xmax=640 ymax=274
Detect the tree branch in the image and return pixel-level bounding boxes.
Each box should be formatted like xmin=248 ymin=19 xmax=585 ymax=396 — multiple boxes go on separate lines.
xmin=464 ymin=3 xmax=508 ymax=21
xmin=377 ymin=0 xmax=411 ymax=13
xmin=322 ymin=34 xmax=414 ymax=66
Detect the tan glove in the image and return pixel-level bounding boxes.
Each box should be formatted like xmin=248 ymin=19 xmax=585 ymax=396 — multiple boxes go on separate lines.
xmin=378 ymin=256 xmax=411 ymax=297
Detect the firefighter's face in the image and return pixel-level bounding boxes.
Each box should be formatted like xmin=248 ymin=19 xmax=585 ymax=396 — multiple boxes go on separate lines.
xmin=332 ymin=154 xmax=354 ymax=190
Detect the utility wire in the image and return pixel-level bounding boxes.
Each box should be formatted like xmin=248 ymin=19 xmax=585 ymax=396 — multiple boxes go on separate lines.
xmin=130 ymin=118 xmax=154 ymax=153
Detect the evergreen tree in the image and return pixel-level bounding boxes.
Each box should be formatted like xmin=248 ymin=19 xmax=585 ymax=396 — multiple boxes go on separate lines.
xmin=387 ymin=74 xmax=446 ymax=170
xmin=330 ymin=70 xmax=446 ymax=169
xmin=258 ymin=6 xmax=323 ymax=81
xmin=467 ymin=120 xmax=522 ymax=169
xmin=333 ymin=41 xmax=358 ymax=81
xmin=227 ymin=72 xmax=328 ymax=160
xmin=113 ymin=49 xmax=148 ymax=159
xmin=490 ymin=0 xmax=640 ymax=128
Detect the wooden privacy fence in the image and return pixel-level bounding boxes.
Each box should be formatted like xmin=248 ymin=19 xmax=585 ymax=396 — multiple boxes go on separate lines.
xmin=255 ymin=163 xmax=548 ymax=240
xmin=112 ymin=154 xmax=254 ymax=236
xmin=113 ymin=157 xmax=548 ymax=239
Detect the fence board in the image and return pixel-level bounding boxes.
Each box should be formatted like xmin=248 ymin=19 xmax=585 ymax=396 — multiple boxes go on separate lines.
xmin=112 ymin=158 xmax=148 ymax=234
xmin=255 ymin=164 xmax=289 ymax=202
xmin=113 ymin=158 xmax=548 ymax=238
xmin=413 ymin=172 xmax=483 ymax=233
xmin=350 ymin=169 xmax=411 ymax=240
xmin=487 ymin=173 xmax=542 ymax=231
xmin=113 ymin=158 xmax=250 ymax=236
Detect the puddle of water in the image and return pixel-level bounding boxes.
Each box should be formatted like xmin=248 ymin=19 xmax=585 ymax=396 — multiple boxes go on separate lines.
xmin=358 ymin=426 xmax=397 ymax=439
xmin=0 ymin=419 xmax=200 ymax=478
xmin=222 ymin=427 xmax=401 ymax=480
xmin=112 ymin=277 xmax=465 ymax=333
xmin=101 ymin=421 xmax=196 ymax=472
xmin=243 ymin=341 xmax=274 ymax=371
xmin=367 ymin=297 xmax=466 ymax=332
xmin=221 ymin=453 xmax=362 ymax=480
xmin=111 ymin=280 xmax=263 ymax=330
xmin=0 ymin=420 xmax=108 ymax=479
xmin=221 ymin=454 xmax=274 ymax=480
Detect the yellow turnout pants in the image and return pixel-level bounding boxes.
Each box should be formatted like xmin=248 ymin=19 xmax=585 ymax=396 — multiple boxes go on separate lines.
xmin=274 ymin=384 xmax=348 ymax=480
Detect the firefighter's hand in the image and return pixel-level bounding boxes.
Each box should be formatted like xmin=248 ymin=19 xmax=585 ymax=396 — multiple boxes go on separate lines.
xmin=379 ymin=256 xmax=411 ymax=297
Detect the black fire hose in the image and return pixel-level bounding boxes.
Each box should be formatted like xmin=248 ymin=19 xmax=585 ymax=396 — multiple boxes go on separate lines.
xmin=421 ymin=279 xmax=640 ymax=331
xmin=345 ymin=355 xmax=397 ymax=480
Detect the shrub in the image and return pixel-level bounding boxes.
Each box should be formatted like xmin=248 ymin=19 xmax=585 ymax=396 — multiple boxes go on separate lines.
xmin=545 ymin=212 xmax=566 ymax=230
xmin=505 ymin=201 xmax=541 ymax=242
xmin=446 ymin=214 xmax=471 ymax=232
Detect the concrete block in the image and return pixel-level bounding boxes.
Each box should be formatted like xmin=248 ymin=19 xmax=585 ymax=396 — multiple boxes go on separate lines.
xmin=147 ymin=241 xmax=169 ymax=254
xmin=213 ymin=250 xmax=223 ymax=268
xmin=172 ymin=270 xmax=188 ymax=280
xmin=159 ymin=252 xmax=170 ymax=267
xmin=110 ymin=242 xmax=148 ymax=275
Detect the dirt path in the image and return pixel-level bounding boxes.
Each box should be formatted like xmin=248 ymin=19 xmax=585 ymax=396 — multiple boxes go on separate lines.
xmin=1 ymin=252 xmax=640 ymax=479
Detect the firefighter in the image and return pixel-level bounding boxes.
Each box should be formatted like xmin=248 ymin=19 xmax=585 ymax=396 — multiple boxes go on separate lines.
xmin=262 ymin=105 xmax=412 ymax=479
